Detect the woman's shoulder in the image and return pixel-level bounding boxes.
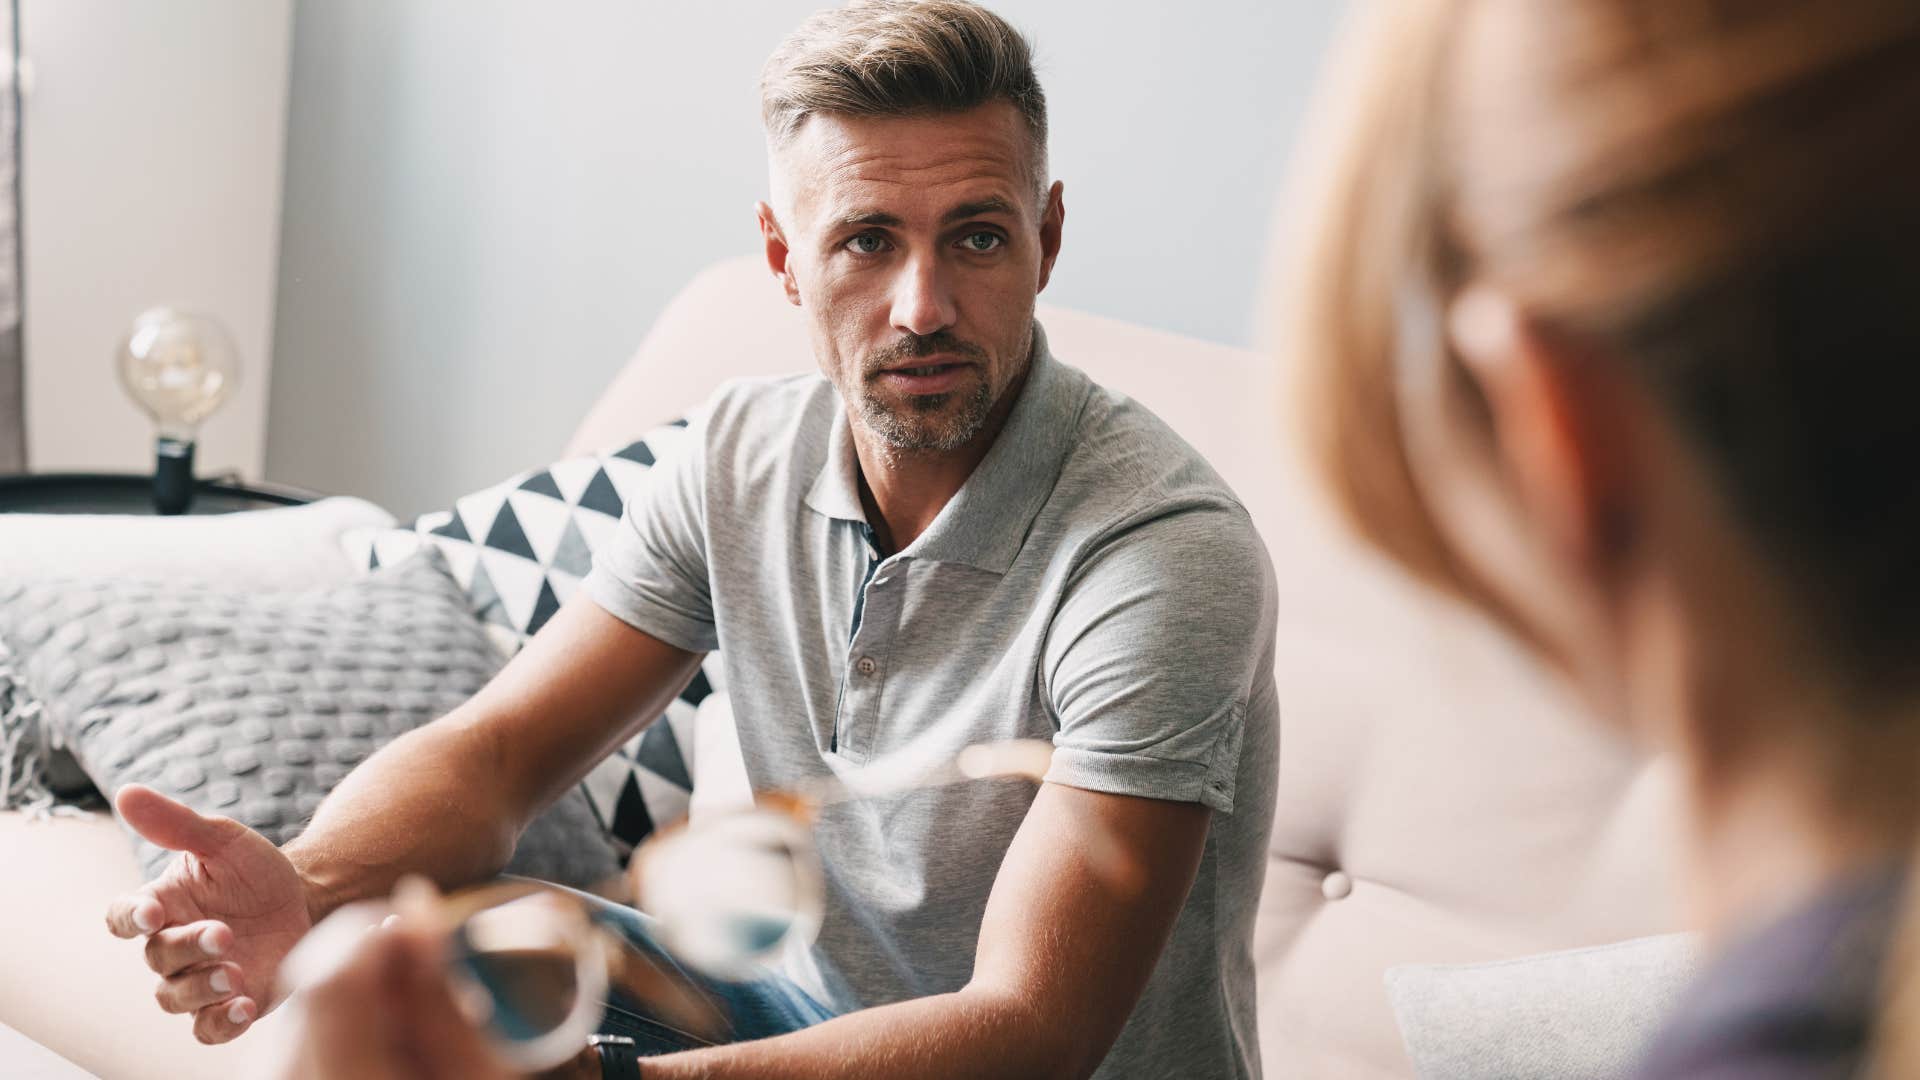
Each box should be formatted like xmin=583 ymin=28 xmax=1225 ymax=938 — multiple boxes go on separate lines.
xmin=1632 ymin=864 xmax=1908 ymax=1079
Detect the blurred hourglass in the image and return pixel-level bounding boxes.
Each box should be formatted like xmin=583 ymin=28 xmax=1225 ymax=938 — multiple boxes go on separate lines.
xmin=116 ymin=308 xmax=240 ymax=514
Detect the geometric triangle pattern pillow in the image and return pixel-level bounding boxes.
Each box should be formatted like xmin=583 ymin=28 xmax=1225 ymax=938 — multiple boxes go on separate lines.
xmin=340 ymin=419 xmax=712 ymax=858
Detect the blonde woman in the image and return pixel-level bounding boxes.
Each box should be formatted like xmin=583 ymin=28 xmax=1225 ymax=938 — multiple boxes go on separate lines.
xmin=1286 ymin=0 xmax=1920 ymax=1075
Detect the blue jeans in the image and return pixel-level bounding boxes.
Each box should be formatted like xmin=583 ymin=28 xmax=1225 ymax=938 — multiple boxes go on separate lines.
xmin=575 ymin=890 xmax=842 ymax=1057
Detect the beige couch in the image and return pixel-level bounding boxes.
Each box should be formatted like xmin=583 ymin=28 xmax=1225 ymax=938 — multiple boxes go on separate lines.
xmin=0 ymin=255 xmax=1681 ymax=1078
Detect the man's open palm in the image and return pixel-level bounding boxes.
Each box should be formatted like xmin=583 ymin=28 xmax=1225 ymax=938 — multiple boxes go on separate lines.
xmin=105 ymin=785 xmax=314 ymax=1044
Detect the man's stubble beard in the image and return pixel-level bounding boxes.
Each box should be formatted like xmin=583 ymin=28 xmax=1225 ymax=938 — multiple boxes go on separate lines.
xmin=852 ymin=327 xmax=1013 ymax=456
xmin=857 ymin=376 xmax=997 ymax=455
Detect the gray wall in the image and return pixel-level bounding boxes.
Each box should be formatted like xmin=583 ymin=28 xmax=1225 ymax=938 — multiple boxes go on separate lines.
xmin=0 ymin=0 xmax=18 ymax=474
xmin=267 ymin=1 xmax=1343 ymax=517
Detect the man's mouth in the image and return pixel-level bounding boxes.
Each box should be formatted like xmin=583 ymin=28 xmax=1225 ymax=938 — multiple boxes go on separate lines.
xmin=875 ymin=359 xmax=974 ymax=395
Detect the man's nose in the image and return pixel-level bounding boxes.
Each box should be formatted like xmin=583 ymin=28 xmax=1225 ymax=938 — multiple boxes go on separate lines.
xmin=889 ymin=255 xmax=958 ymax=337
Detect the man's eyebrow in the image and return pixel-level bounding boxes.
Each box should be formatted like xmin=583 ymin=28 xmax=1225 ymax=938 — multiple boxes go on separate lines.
xmin=942 ymin=197 xmax=1017 ymax=224
xmin=827 ymin=198 xmax=1018 ymax=231
xmin=834 ymin=210 xmax=903 ymax=229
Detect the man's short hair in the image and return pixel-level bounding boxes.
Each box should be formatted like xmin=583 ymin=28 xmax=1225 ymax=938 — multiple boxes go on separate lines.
xmin=761 ymin=0 xmax=1048 ymax=184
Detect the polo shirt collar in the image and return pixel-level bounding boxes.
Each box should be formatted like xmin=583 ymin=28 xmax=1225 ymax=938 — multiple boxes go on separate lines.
xmin=804 ymin=406 xmax=869 ymax=524
xmin=803 ymin=322 xmax=1088 ymax=574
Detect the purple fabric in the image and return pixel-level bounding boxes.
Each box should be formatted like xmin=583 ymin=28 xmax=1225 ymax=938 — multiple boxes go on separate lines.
xmin=1632 ymin=863 xmax=1907 ymax=1079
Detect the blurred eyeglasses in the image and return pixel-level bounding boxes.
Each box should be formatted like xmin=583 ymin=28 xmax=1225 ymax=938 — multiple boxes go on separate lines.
xmin=281 ymin=739 xmax=1058 ymax=1072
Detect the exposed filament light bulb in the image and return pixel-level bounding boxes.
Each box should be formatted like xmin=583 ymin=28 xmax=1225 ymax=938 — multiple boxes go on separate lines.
xmin=116 ymin=307 xmax=240 ymax=514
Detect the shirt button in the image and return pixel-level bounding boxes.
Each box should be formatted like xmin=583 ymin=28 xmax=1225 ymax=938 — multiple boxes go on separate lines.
xmin=856 ymin=656 xmax=878 ymax=676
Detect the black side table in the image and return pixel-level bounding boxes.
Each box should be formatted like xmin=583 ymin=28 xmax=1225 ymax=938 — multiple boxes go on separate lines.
xmin=0 ymin=473 xmax=322 ymax=515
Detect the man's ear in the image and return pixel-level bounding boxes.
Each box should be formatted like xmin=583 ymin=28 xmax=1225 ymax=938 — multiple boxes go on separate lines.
xmin=1449 ymin=288 xmax=1638 ymax=576
xmin=1036 ymin=181 xmax=1065 ymax=294
xmin=756 ymin=201 xmax=802 ymax=307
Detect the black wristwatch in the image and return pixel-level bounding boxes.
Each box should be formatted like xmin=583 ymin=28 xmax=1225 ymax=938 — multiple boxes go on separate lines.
xmin=589 ymin=1033 xmax=642 ymax=1079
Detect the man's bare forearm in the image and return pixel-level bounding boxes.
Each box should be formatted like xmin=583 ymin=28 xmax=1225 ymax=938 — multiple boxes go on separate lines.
xmin=641 ymin=985 xmax=1094 ymax=1080
xmin=635 ymin=785 xmax=1210 ymax=1080
xmin=283 ymin=710 xmax=520 ymax=923
xmin=283 ymin=597 xmax=706 ymax=923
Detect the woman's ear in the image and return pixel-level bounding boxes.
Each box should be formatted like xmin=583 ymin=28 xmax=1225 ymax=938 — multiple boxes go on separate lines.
xmin=1449 ymin=287 xmax=1640 ymax=577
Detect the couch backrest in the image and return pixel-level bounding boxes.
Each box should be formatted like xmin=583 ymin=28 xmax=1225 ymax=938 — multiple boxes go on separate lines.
xmin=568 ymin=255 xmax=1683 ymax=1077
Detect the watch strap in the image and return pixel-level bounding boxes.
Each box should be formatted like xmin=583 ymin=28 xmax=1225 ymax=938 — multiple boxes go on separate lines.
xmin=589 ymin=1033 xmax=642 ymax=1080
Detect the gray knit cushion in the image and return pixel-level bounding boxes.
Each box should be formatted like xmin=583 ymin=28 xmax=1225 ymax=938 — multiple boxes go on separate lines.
xmin=0 ymin=550 xmax=620 ymax=886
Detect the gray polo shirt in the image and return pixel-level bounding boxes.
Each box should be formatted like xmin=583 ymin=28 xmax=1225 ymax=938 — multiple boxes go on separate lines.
xmin=586 ymin=326 xmax=1279 ymax=1079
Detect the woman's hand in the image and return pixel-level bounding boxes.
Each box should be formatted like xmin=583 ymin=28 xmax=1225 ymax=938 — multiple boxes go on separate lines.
xmin=274 ymin=882 xmax=516 ymax=1080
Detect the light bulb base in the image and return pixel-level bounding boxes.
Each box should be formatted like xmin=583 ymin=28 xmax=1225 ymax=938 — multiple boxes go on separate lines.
xmin=153 ymin=437 xmax=196 ymax=515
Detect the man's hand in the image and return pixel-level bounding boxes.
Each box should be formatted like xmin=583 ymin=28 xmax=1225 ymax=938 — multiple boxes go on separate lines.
xmin=104 ymin=784 xmax=315 ymax=1044
xmin=99 ymin=600 xmax=702 ymax=1047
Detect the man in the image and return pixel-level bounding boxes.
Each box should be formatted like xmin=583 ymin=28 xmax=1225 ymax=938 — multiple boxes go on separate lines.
xmin=104 ymin=2 xmax=1279 ymax=1076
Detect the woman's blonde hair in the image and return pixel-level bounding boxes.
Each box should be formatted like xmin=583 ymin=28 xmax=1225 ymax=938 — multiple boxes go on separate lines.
xmin=1283 ymin=0 xmax=1920 ymax=1069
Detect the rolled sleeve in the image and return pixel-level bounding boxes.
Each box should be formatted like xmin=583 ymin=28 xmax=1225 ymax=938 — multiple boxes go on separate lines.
xmin=1042 ymin=501 xmax=1275 ymax=815
xmin=583 ymin=409 xmax=721 ymax=654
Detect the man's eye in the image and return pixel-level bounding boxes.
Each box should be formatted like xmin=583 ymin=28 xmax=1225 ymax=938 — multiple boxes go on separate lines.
xmin=845 ymin=233 xmax=888 ymax=255
xmin=960 ymin=231 xmax=1003 ymax=253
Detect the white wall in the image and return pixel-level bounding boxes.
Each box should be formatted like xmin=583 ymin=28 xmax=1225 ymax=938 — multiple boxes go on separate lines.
xmin=21 ymin=0 xmax=292 ymax=478
xmin=267 ymin=1 xmax=1343 ymax=516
